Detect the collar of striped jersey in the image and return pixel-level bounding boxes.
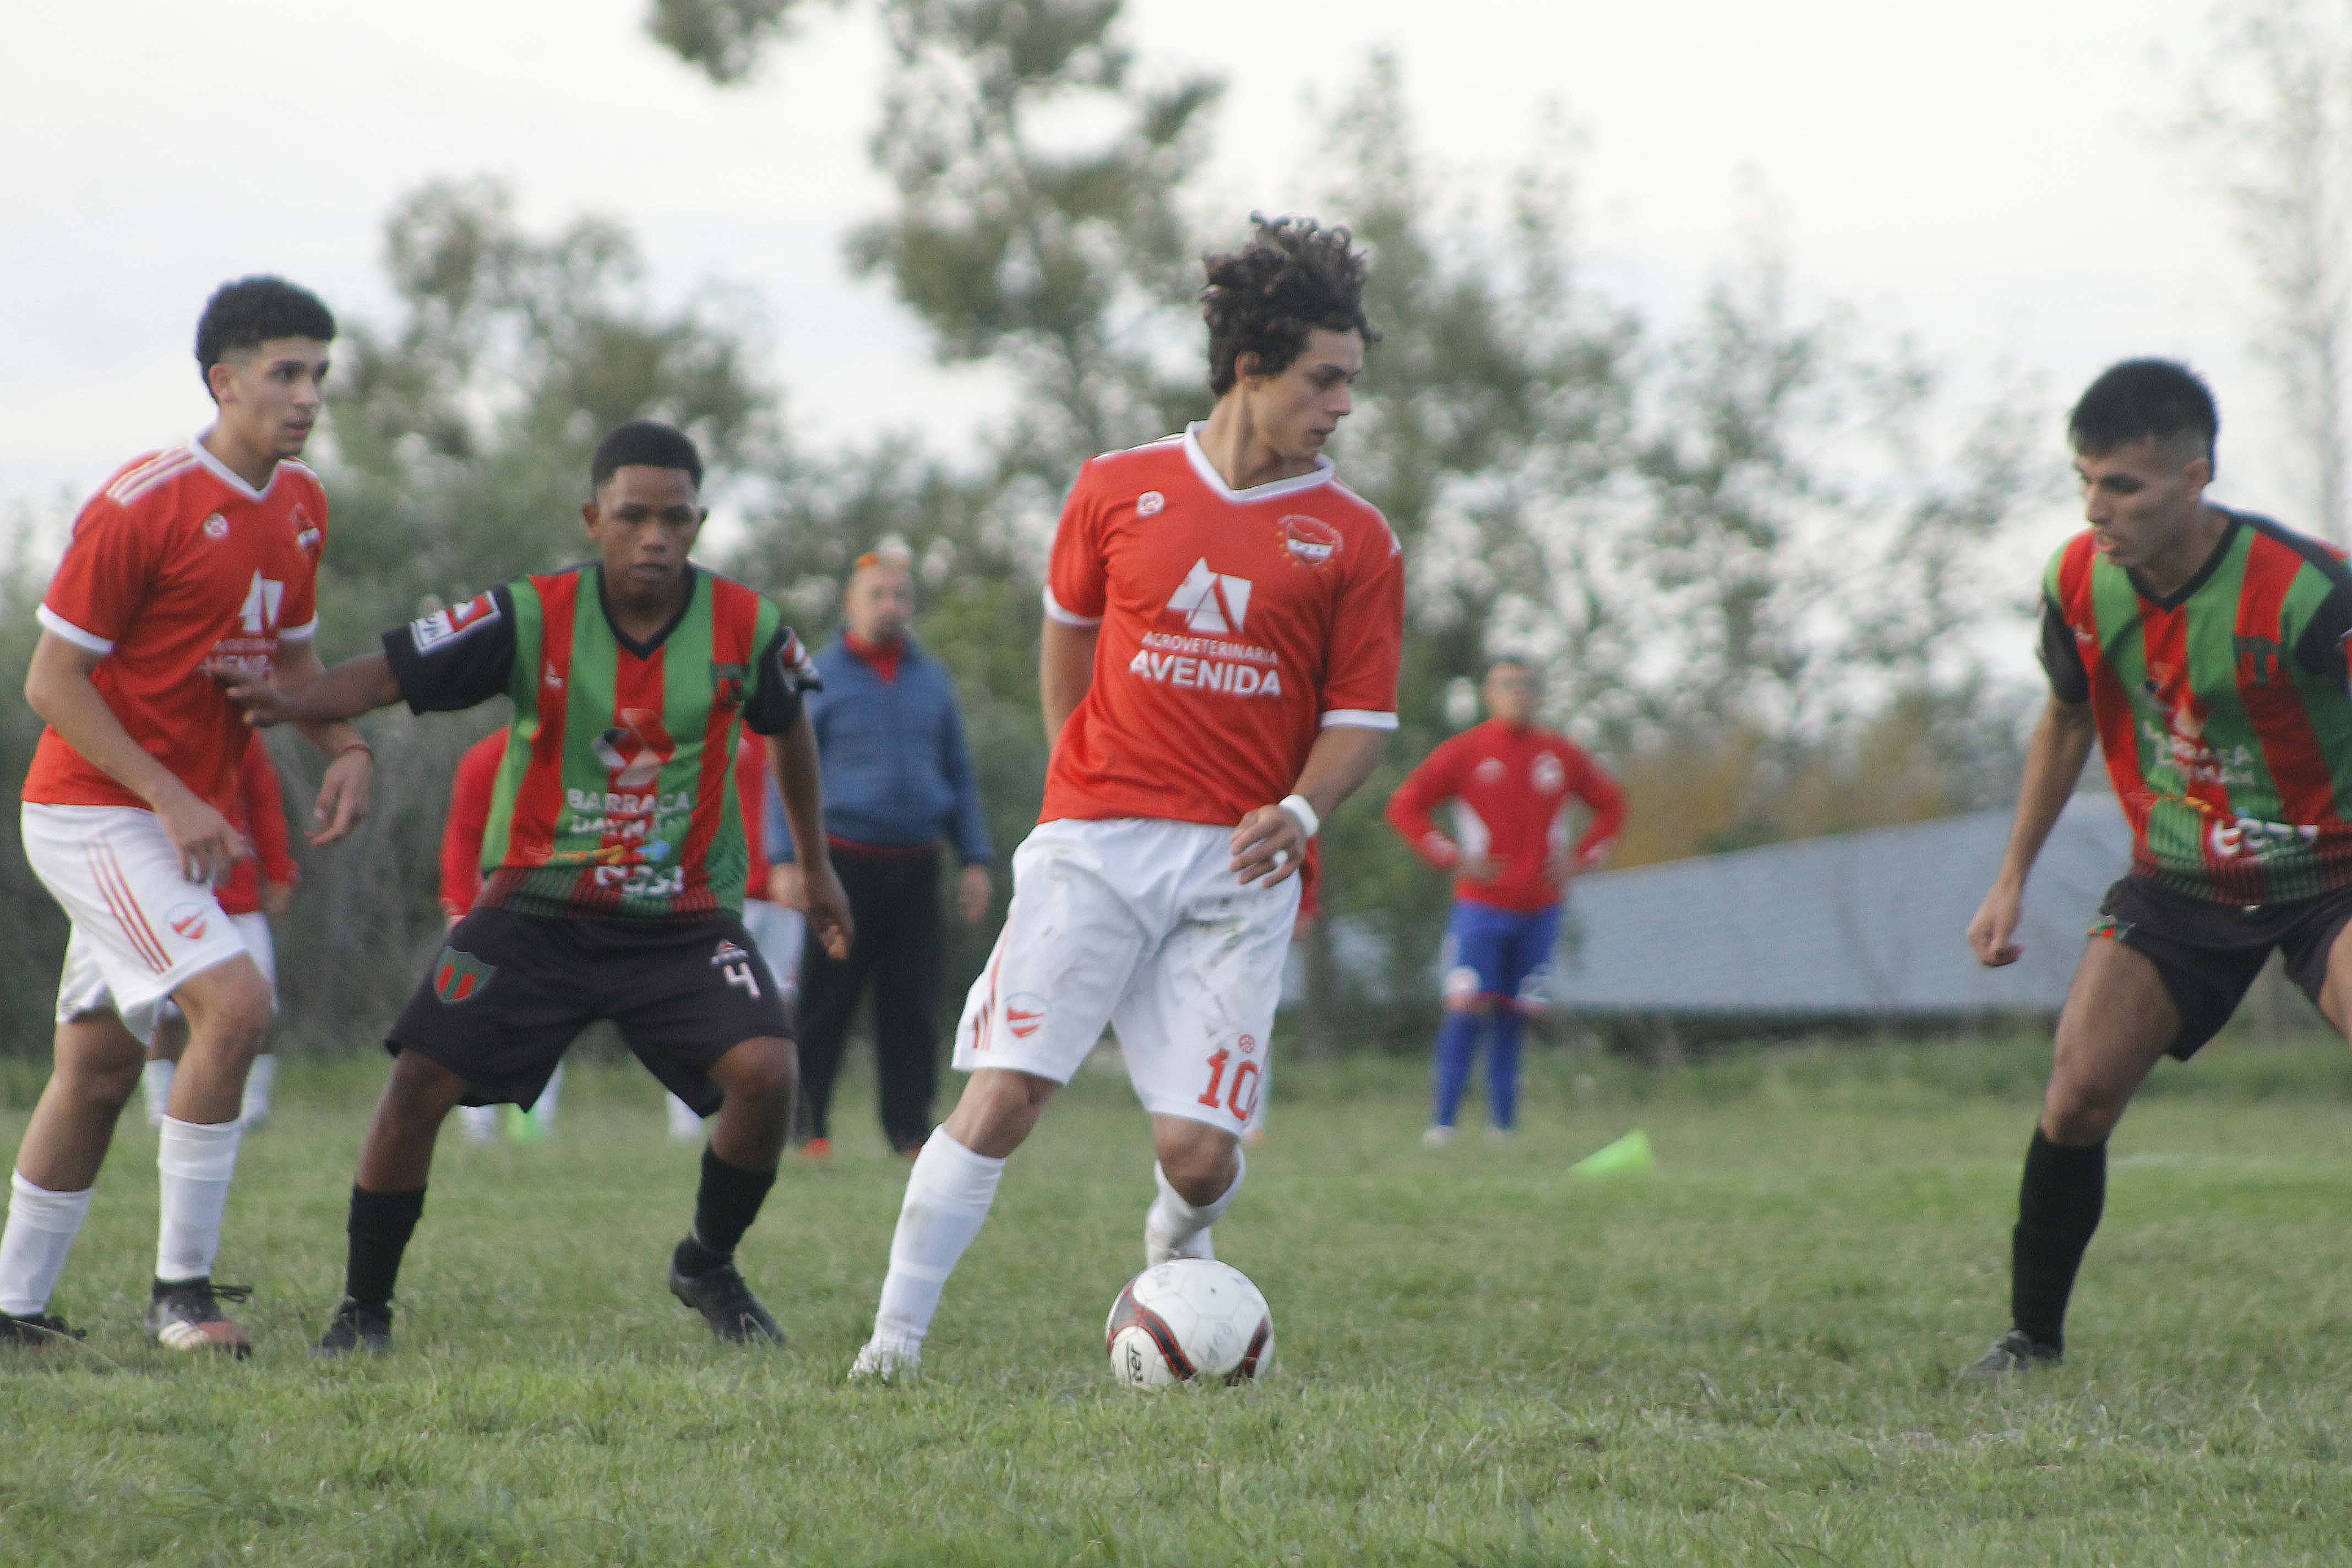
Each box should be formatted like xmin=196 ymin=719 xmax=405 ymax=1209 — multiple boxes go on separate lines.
xmin=592 ymin=562 xmax=701 ymax=658
xmin=2128 ymin=508 xmax=2243 ymax=612
xmin=1180 ymin=421 xmax=1336 ymax=505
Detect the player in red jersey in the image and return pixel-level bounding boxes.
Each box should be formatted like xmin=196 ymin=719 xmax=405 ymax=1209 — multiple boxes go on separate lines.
xmin=2 ymin=279 xmax=373 ymax=1354
xmin=851 ymin=217 xmax=1404 ymax=1380
xmin=141 ymin=734 xmax=301 ymax=1132
xmin=1387 ymin=656 xmax=1624 ymax=1145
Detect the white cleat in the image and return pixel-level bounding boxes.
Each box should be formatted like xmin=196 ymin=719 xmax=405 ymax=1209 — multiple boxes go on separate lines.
xmin=1485 ymin=1126 xmax=1516 ymax=1145
xmin=1422 ymin=1125 xmax=1456 ymax=1150
xmin=1145 ymin=1224 xmax=1215 ymax=1268
xmin=849 ymin=1337 xmax=922 ymax=1384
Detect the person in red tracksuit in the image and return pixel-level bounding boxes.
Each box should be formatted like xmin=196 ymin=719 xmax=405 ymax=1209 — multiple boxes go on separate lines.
xmin=141 ymin=735 xmax=300 ymax=1130
xmin=1386 ymin=656 xmax=1624 ymax=1145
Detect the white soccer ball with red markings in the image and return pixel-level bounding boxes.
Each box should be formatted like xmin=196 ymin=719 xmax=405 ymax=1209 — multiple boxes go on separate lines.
xmin=1104 ymin=1259 xmax=1273 ymax=1389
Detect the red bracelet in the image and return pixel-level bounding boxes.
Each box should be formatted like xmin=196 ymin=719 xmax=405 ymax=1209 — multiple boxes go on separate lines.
xmin=338 ymin=741 xmax=373 ymax=762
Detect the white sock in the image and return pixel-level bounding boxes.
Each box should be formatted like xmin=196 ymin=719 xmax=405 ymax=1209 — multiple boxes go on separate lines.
xmin=0 ymin=1172 xmax=96 ymax=1316
xmin=141 ymin=1059 xmax=175 ymax=1127
xmin=459 ymin=1104 xmax=500 ymax=1141
xmin=666 ymin=1094 xmax=705 ymax=1139
xmin=534 ymin=1061 xmax=564 ymax=1130
xmin=1145 ymin=1153 xmax=1244 ymax=1264
xmin=239 ymin=1053 xmax=277 ymax=1126
xmin=871 ymin=1129 xmax=1006 ymax=1349
xmin=155 ymin=1117 xmax=244 ymax=1283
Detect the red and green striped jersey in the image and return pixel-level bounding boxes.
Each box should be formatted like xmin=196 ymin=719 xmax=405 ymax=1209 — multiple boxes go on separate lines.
xmin=2040 ymin=510 xmax=2352 ymax=903
xmin=383 ymin=564 xmax=818 ymax=921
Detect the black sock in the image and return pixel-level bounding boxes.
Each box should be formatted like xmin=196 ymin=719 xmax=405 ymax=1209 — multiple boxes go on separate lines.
xmin=676 ymin=1146 xmax=776 ymax=1276
xmin=346 ymin=1185 xmax=426 ymax=1310
xmin=2010 ymin=1128 xmax=2106 ymax=1352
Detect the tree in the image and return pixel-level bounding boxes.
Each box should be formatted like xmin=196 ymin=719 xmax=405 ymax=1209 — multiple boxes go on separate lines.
xmin=644 ymin=0 xmax=832 ymax=86
xmin=2180 ymin=0 xmax=2352 ymax=542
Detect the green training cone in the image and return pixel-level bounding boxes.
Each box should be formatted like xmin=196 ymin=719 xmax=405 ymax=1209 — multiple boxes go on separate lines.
xmin=1571 ymin=1129 xmax=1653 ymax=1178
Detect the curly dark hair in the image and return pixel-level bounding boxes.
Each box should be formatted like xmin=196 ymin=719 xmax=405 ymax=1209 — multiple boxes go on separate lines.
xmin=1200 ymin=215 xmax=1378 ymax=397
xmin=194 ymin=276 xmax=335 ymax=394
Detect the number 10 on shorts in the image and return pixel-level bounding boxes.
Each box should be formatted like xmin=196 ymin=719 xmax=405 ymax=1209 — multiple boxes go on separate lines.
xmin=1196 ymin=1035 xmax=1263 ymax=1124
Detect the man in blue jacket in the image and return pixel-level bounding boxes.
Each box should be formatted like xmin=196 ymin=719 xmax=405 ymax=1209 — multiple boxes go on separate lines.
xmin=769 ymin=549 xmax=994 ymax=1158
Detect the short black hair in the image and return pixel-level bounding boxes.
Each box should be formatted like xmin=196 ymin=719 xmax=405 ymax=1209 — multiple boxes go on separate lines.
xmin=194 ymin=276 xmax=335 ymax=394
xmin=2068 ymin=358 xmax=2219 ymax=466
xmin=1200 ymin=215 xmax=1378 ymax=397
xmin=592 ymin=420 xmax=704 ymax=492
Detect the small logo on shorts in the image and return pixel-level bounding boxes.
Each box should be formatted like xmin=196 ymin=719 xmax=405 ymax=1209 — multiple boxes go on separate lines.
xmin=712 ymin=940 xmax=751 ymax=967
xmin=434 ymin=948 xmax=494 ymax=1004
xmin=166 ymin=902 xmax=210 ymax=942
xmin=1004 ymin=992 xmax=1047 ymax=1039
xmin=1239 ymin=1033 xmax=1256 ymax=1055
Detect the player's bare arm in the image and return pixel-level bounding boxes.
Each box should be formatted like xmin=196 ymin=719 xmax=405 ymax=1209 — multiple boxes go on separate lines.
xmin=266 ymin=637 xmax=375 ymax=845
xmin=1231 ymin=725 xmax=1390 ymax=888
xmin=25 ymin=630 xmax=248 ymax=882
xmin=1969 ymin=695 xmax=2097 ymax=967
xmin=766 ymin=715 xmax=853 ymax=961
xmin=1040 ymin=618 xmax=1099 ymax=744
xmin=213 ymin=648 xmax=401 ymax=729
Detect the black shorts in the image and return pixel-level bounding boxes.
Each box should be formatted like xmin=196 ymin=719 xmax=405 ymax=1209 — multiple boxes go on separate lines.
xmin=387 ymin=907 xmax=793 ymax=1114
xmin=2092 ymin=876 xmax=2352 ymax=1058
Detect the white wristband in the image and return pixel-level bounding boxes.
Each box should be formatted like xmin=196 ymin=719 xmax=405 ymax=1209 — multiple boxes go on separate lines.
xmin=1277 ymin=793 xmax=1320 ymax=839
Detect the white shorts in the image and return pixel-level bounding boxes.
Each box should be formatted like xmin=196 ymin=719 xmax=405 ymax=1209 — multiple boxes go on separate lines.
xmin=21 ymin=803 xmax=255 ymax=1046
xmin=740 ymin=897 xmax=804 ymax=996
xmin=954 ymin=819 xmax=1299 ymax=1134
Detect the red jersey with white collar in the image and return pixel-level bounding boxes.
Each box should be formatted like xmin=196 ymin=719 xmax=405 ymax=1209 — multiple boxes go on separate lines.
xmin=1041 ymin=424 xmax=1405 ymax=828
xmin=25 ymin=439 xmax=326 ymax=815
xmin=1386 ymin=719 xmax=1625 ymax=913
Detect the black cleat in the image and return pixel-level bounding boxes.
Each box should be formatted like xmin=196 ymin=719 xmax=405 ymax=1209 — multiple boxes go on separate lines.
xmin=668 ymin=1256 xmax=784 ymax=1345
xmin=1957 ymin=1329 xmax=2062 ymax=1382
xmin=0 ymin=1309 xmax=85 ymax=1348
xmin=146 ymin=1278 xmax=254 ymax=1357
xmin=313 ymin=1298 xmax=394 ymax=1359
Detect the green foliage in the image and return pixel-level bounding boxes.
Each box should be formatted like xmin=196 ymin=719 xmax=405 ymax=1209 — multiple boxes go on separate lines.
xmin=0 ymin=529 xmax=69 ymax=1055
xmin=9 ymin=1039 xmax=2352 ymax=1564
xmin=643 ymin=0 xmax=831 ymax=85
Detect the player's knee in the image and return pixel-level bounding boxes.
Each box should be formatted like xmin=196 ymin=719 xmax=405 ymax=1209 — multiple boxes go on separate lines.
xmin=717 ymin=1037 xmax=797 ymax=1105
xmin=2039 ymin=1075 xmax=2126 ymax=1144
xmin=1156 ymin=1127 xmax=1240 ymax=1204
xmin=63 ymin=1052 xmax=144 ymax=1113
xmin=180 ymin=971 xmax=274 ymax=1059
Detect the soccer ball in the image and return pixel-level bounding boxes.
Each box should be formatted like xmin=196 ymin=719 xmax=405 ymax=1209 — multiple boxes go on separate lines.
xmin=1104 ymin=1259 xmax=1273 ymax=1388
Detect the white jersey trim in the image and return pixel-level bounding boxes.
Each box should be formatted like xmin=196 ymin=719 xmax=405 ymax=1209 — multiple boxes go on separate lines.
xmin=1180 ymin=422 xmax=1336 ymax=505
xmin=1321 ymin=709 xmax=1398 ymax=731
xmin=186 ymin=433 xmax=281 ymax=503
xmin=278 ymin=616 xmax=319 ymax=642
xmin=1041 ymin=586 xmax=1103 ymax=628
xmin=36 ymin=605 xmax=113 ymax=656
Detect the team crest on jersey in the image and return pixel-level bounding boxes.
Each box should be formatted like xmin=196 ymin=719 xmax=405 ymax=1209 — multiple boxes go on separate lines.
xmin=166 ymin=902 xmax=210 ymax=943
xmin=1279 ymin=514 xmax=1341 ymax=568
xmin=289 ymin=504 xmax=320 ymax=552
xmin=434 ymin=948 xmax=494 ymax=1004
xmin=1473 ymin=758 xmax=1506 ymax=785
xmin=2235 ymin=634 xmax=2283 ymax=688
xmin=410 ymin=592 xmax=502 ymax=652
xmin=710 ymin=661 xmax=749 ymax=708
xmin=1532 ymin=753 xmax=1566 ymax=794
xmin=201 ymin=513 xmax=229 ymax=540
xmin=1136 ymin=491 xmax=1165 ymax=518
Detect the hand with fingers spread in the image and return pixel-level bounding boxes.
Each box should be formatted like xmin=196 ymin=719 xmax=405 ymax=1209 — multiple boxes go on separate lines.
xmin=205 ymin=657 xmax=290 ymax=728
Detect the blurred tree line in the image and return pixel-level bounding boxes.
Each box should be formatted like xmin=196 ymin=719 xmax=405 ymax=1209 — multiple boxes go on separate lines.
xmin=1 ymin=0 xmax=2060 ymax=1054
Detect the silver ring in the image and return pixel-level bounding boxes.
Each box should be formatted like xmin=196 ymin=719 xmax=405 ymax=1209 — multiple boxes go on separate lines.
xmin=1271 ymin=848 xmax=1292 ymax=869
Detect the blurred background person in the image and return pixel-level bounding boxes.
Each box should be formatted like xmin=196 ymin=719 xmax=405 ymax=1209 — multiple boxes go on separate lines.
xmin=141 ymin=733 xmax=299 ymax=1131
xmin=1386 ymin=656 xmax=1624 ymax=1146
xmin=770 ymin=547 xmax=993 ymax=1160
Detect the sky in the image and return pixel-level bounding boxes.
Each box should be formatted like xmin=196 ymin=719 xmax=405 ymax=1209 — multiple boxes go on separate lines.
xmin=0 ymin=0 xmax=2285 ymax=549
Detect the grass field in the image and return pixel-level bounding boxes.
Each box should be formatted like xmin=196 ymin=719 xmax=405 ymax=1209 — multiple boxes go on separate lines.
xmin=5 ymin=1032 xmax=2352 ymax=1566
